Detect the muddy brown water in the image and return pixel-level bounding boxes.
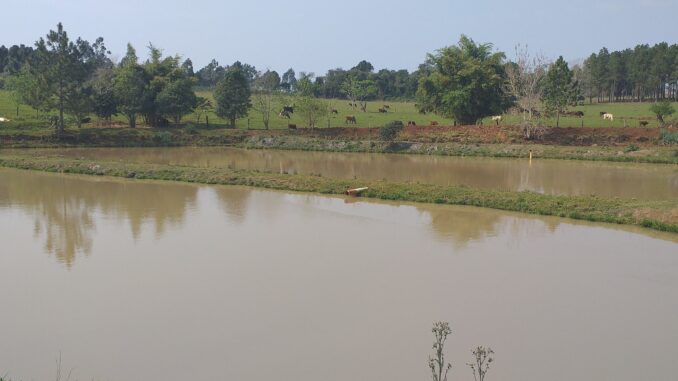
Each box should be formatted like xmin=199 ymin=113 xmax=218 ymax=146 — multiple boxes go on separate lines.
xmin=1 ymin=168 xmax=677 ymax=381
xmin=22 ymin=146 xmax=678 ymax=200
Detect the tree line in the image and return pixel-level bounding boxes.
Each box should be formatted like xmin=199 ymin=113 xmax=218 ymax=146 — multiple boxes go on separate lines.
xmin=579 ymin=43 xmax=678 ymax=103
xmin=0 ymin=23 xmax=675 ymax=134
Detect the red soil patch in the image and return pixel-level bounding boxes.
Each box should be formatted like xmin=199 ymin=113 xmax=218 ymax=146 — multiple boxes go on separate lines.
xmin=260 ymin=124 xmax=664 ymax=146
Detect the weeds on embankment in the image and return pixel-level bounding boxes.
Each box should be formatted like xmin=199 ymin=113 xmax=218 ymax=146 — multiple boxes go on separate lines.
xmin=0 ymin=153 xmax=676 ymax=233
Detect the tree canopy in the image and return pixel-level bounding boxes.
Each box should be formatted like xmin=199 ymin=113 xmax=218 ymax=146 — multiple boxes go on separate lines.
xmin=416 ymin=35 xmax=508 ymax=125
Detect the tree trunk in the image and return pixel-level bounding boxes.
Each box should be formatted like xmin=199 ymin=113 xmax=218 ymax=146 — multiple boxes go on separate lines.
xmin=128 ymin=114 xmax=136 ymax=128
xmin=556 ymin=111 xmax=560 ymax=128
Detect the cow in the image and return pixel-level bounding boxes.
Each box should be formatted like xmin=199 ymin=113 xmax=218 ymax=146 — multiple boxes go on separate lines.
xmin=599 ymin=111 xmax=608 ymax=117
xmin=639 ymin=121 xmax=649 ymax=127
xmin=383 ymin=105 xmax=390 ymax=109
xmin=279 ymin=110 xmax=291 ymax=119
xmin=288 ymin=123 xmax=297 ymax=129
xmin=407 ymin=121 xmax=417 ymax=127
xmin=345 ymin=116 xmax=357 ymax=124
xmin=0 ymin=117 xmax=11 ymax=122
xmin=331 ymin=109 xmax=339 ymax=114
xmin=430 ymin=121 xmax=439 ymax=126
xmin=603 ymin=113 xmax=614 ymax=121
xmin=491 ymin=115 xmax=502 ymax=125
xmin=282 ymin=105 xmax=294 ymax=114
xmin=378 ymin=108 xmax=388 ymax=113
xmin=573 ymin=111 xmax=584 ymax=117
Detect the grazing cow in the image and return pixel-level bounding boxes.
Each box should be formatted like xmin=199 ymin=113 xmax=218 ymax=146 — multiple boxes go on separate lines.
xmin=573 ymin=111 xmax=584 ymax=117
xmin=603 ymin=113 xmax=614 ymax=121
xmin=407 ymin=121 xmax=416 ymax=127
xmin=279 ymin=110 xmax=291 ymax=119
xmin=430 ymin=121 xmax=439 ymax=126
xmin=282 ymin=105 xmax=294 ymax=114
xmin=331 ymin=109 xmax=339 ymax=114
xmin=0 ymin=117 xmax=11 ymax=122
xmin=491 ymin=115 xmax=502 ymax=125
xmin=639 ymin=121 xmax=649 ymax=127
xmin=599 ymin=111 xmax=608 ymax=117
xmin=345 ymin=115 xmax=357 ymax=124
xmin=288 ymin=124 xmax=297 ymax=129
xmin=378 ymin=108 xmax=387 ymax=113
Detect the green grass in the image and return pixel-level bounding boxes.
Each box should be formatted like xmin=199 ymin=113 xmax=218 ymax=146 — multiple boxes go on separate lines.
xmin=1 ymin=152 xmax=676 ymax=233
xmin=485 ymin=101 xmax=676 ymax=129
xmin=2 ymin=89 xmax=673 ymax=133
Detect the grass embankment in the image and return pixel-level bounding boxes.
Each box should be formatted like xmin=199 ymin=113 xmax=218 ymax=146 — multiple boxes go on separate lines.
xmin=1 ymin=153 xmax=676 ymax=233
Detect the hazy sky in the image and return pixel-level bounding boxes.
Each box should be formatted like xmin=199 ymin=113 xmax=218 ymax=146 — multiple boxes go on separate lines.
xmin=1 ymin=0 xmax=675 ymax=74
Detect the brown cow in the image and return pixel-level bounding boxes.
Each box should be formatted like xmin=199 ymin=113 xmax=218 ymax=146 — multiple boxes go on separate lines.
xmin=639 ymin=121 xmax=649 ymax=127
xmin=378 ymin=108 xmax=387 ymax=113
xmin=430 ymin=121 xmax=439 ymax=126
xmin=345 ymin=116 xmax=357 ymax=124
xmin=288 ymin=124 xmax=297 ymax=129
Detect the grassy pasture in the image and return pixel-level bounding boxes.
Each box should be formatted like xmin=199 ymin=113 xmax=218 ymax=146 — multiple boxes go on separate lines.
xmin=0 ymin=89 xmax=674 ymax=133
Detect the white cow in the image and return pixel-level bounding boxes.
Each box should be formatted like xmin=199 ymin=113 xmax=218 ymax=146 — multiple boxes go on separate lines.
xmin=491 ymin=115 xmax=503 ymax=125
xmin=0 ymin=117 xmax=11 ymax=122
xmin=602 ymin=113 xmax=614 ymax=121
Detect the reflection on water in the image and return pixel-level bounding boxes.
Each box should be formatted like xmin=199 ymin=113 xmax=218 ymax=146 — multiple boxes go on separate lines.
xmin=0 ymin=170 xmax=198 ymax=265
xmin=1 ymin=169 xmax=678 ymax=381
xmin=26 ymin=146 xmax=678 ymax=200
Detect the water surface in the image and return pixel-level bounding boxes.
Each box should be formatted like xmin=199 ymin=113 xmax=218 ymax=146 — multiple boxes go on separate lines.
xmin=26 ymin=147 xmax=678 ymax=200
xmin=1 ymin=168 xmax=677 ymax=381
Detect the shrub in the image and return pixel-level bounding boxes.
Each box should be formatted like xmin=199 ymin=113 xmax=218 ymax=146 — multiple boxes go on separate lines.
xmin=660 ymin=129 xmax=678 ymax=145
xmin=380 ymin=120 xmax=404 ymax=142
xmin=185 ymin=124 xmax=198 ymax=134
xmin=624 ymin=144 xmax=639 ymax=153
xmin=153 ymin=131 xmax=173 ymax=146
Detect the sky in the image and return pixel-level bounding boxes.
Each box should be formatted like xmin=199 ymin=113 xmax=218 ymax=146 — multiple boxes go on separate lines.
xmin=1 ymin=0 xmax=676 ymax=74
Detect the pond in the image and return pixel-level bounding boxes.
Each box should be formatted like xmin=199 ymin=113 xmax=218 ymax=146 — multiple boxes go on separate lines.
xmin=1 ymin=168 xmax=677 ymax=381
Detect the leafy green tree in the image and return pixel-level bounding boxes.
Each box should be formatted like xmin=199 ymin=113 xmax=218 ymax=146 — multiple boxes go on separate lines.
xmin=156 ymin=76 xmax=197 ymax=124
xmin=649 ymin=101 xmax=675 ymax=124
xmin=214 ymin=65 xmax=251 ymax=127
xmin=92 ymin=67 xmax=117 ymax=120
xmin=113 ymin=44 xmax=147 ymax=128
xmin=341 ymin=75 xmax=377 ymax=111
xmin=281 ymin=68 xmax=296 ymax=92
xmin=6 ymin=66 xmax=51 ymax=117
xmin=542 ymin=56 xmax=575 ymax=127
xmin=416 ymin=35 xmax=507 ymax=125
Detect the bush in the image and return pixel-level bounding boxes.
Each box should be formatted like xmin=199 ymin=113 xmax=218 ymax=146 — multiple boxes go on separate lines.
xmin=153 ymin=131 xmax=173 ymax=146
xmin=624 ymin=144 xmax=639 ymax=153
xmin=185 ymin=124 xmax=198 ymax=134
xmin=380 ymin=120 xmax=404 ymax=141
xmin=660 ymin=128 xmax=678 ymax=145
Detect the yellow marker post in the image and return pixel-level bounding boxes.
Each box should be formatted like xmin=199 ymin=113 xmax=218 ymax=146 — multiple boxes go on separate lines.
xmin=529 ymin=150 xmax=533 ymax=165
